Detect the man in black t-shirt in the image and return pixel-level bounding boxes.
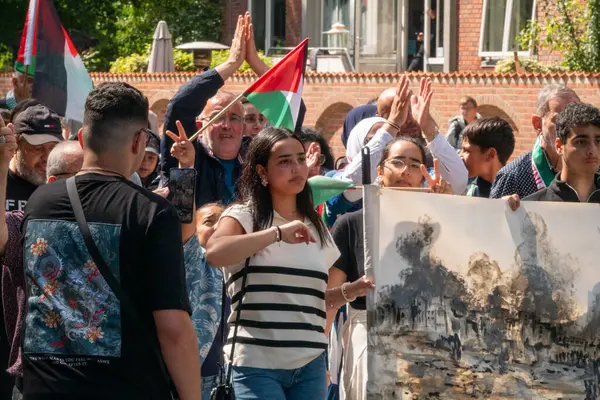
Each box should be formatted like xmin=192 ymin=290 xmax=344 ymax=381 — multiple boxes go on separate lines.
xmin=6 ymin=105 xmax=63 ymax=211
xmin=21 ymin=83 xmax=201 ymax=399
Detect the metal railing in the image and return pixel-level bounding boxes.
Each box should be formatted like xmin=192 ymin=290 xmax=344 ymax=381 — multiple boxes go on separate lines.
xmin=266 ymin=46 xmax=355 ymax=72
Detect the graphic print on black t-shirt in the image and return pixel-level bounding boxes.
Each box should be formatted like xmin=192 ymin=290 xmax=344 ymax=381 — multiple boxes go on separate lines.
xmin=6 ymin=169 xmax=38 ymax=211
xmin=22 ymin=174 xmax=190 ymax=399
xmin=24 ymin=221 xmax=122 ymax=358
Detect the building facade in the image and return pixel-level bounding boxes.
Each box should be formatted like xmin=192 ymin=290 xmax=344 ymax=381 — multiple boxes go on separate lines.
xmin=223 ymin=0 xmax=554 ymax=73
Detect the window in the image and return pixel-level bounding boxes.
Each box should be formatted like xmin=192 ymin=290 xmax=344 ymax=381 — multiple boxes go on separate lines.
xmin=323 ymin=0 xmax=352 ymax=34
xmin=249 ymin=0 xmax=286 ymax=51
xmin=358 ymin=0 xmax=397 ymax=57
xmin=479 ymin=0 xmax=535 ymax=56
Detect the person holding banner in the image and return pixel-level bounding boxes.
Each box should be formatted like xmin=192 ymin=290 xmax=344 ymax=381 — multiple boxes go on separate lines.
xmin=206 ymin=127 xmax=372 ymax=400
xmin=506 ymin=102 xmax=600 ymax=209
xmin=490 ymin=84 xmax=580 ymax=199
xmin=328 ymin=135 xmax=452 ymax=400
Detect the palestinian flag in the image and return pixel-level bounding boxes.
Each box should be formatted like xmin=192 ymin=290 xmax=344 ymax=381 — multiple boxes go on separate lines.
xmin=243 ymin=38 xmax=309 ymax=131
xmin=16 ymin=0 xmax=93 ymax=122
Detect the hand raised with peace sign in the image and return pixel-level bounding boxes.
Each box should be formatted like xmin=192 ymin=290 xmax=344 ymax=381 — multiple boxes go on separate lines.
xmin=420 ymin=159 xmax=453 ymax=194
xmin=166 ymin=120 xmax=195 ymax=169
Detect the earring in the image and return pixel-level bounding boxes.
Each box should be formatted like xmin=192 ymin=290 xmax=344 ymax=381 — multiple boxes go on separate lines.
xmin=261 ymin=177 xmax=268 ymax=186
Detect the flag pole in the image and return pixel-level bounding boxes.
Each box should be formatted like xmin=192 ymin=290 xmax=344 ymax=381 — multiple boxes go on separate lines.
xmin=188 ymin=92 xmax=246 ymax=142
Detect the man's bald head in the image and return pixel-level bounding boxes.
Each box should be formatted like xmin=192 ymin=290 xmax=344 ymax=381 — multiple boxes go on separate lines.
xmin=198 ymin=91 xmax=245 ymax=160
xmin=377 ymin=88 xmax=397 ymax=119
xmin=200 ymin=91 xmax=244 ymax=120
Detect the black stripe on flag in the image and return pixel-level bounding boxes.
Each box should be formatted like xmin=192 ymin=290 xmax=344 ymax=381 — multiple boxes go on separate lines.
xmin=33 ymin=1 xmax=68 ymax=116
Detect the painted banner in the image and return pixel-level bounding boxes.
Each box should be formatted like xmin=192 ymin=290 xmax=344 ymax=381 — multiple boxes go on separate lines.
xmin=363 ymin=185 xmax=600 ymax=399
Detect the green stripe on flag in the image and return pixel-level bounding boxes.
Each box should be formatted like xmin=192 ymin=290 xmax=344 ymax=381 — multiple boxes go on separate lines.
xmin=246 ymin=90 xmax=295 ymax=131
xmin=15 ymin=58 xmax=36 ymax=77
xmin=308 ymin=176 xmax=355 ymax=206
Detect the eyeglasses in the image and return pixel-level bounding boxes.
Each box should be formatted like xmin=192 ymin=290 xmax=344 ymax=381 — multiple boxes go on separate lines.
xmin=384 ymin=158 xmax=421 ymax=173
xmin=317 ymin=154 xmax=326 ymax=166
xmin=202 ymin=114 xmax=244 ymax=126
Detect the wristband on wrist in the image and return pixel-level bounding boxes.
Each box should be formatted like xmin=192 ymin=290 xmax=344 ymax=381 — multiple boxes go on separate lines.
xmin=386 ymin=120 xmax=401 ymax=131
xmin=274 ymin=226 xmax=282 ymax=243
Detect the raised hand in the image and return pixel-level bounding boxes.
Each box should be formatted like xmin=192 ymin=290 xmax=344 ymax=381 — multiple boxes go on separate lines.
xmin=278 ymin=220 xmax=317 ymax=245
xmin=166 ymin=120 xmax=195 ymax=169
xmin=385 ymin=75 xmax=411 ymax=134
xmin=244 ymin=12 xmax=269 ymax=76
xmin=410 ymin=78 xmax=437 ymax=140
xmin=420 ymin=159 xmax=452 ymax=194
xmin=0 ymin=121 xmax=17 ymax=171
xmin=228 ymin=15 xmax=248 ymax=70
xmin=305 ymin=142 xmax=321 ymax=171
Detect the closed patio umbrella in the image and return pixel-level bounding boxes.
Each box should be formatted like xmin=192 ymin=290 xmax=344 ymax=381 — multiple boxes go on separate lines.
xmin=148 ymin=20 xmax=175 ymax=72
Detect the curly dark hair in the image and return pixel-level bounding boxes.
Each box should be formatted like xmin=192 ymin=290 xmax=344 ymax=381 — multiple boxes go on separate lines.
xmin=237 ymin=127 xmax=330 ymax=247
xmin=556 ymin=103 xmax=600 ymax=144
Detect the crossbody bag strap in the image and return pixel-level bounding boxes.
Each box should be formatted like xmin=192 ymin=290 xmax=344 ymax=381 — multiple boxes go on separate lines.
xmin=66 ymin=177 xmax=174 ymax=397
xmin=225 ymin=257 xmax=250 ymax=384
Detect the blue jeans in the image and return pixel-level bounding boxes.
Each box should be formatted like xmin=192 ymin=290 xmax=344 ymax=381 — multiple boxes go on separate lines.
xmin=232 ymin=352 xmax=327 ymax=400
xmin=202 ymin=374 xmax=218 ymax=400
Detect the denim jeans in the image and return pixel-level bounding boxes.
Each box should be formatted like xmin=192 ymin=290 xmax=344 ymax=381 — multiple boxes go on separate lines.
xmin=202 ymin=374 xmax=218 ymax=400
xmin=232 ymin=351 xmax=327 ymax=400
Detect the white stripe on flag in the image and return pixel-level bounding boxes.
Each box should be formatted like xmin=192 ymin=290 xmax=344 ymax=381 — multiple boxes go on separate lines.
xmin=63 ymin=41 xmax=93 ymax=123
xmin=24 ymin=0 xmax=38 ymax=66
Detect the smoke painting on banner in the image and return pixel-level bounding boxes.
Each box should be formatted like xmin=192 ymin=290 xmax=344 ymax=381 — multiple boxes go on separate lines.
xmin=363 ymin=186 xmax=600 ymax=399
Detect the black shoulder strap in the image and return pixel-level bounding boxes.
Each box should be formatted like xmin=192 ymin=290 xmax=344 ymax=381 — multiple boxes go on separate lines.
xmin=225 ymin=257 xmax=250 ymax=384
xmin=66 ymin=177 xmax=174 ymax=397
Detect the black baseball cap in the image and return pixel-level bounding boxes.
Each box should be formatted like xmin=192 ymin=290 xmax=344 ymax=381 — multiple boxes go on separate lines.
xmin=145 ymin=129 xmax=160 ymax=156
xmin=14 ymin=104 xmax=63 ymax=145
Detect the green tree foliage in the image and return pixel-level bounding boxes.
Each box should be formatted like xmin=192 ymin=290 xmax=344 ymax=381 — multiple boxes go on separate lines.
xmin=173 ymin=50 xmax=195 ymax=73
xmin=0 ymin=0 xmax=223 ymax=72
xmin=494 ymin=58 xmax=567 ymax=74
xmin=516 ymin=0 xmax=600 ymax=72
xmin=110 ymin=49 xmax=196 ymax=73
xmin=210 ymin=50 xmax=272 ymax=73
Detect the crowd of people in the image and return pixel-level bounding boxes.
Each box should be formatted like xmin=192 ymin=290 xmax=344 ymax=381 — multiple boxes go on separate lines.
xmin=0 ymin=11 xmax=599 ymax=400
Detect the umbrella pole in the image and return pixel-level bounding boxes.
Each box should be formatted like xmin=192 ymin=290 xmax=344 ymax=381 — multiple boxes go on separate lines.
xmin=188 ymin=92 xmax=246 ymax=142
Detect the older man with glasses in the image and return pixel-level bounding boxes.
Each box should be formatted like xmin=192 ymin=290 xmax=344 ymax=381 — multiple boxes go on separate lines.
xmin=160 ymin=13 xmax=305 ymax=207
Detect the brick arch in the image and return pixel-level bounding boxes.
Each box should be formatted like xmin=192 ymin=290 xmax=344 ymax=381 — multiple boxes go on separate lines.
xmin=477 ymin=105 xmax=519 ymax=134
xmin=314 ymin=101 xmax=355 ymax=160
xmin=474 ymin=95 xmax=520 ymax=133
xmin=150 ymin=99 xmax=170 ymax=133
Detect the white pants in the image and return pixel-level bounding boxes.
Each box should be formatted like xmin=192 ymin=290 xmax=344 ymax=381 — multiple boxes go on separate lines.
xmin=340 ymin=305 xmax=368 ymax=400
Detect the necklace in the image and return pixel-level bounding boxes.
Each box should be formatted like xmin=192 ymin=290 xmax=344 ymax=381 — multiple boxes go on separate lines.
xmin=79 ymin=167 xmax=127 ymax=180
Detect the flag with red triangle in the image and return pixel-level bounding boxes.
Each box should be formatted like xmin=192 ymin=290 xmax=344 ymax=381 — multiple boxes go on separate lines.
xmin=243 ymin=38 xmax=309 ymax=131
xmin=16 ymin=0 xmax=93 ymax=122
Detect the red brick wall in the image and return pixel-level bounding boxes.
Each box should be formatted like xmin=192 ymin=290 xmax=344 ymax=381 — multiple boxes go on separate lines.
xmin=285 ymin=0 xmax=302 ymax=47
xmin=457 ymin=0 xmax=484 ymax=71
xmin=3 ymin=72 xmax=599 ymax=161
xmin=222 ymin=0 xmax=248 ymax=46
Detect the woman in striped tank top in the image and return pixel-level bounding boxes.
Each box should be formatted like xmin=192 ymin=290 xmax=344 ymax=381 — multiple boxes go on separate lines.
xmin=206 ymin=127 xmax=373 ymax=400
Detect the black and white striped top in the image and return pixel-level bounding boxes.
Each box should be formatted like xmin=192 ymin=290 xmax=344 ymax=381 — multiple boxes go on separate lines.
xmin=220 ymin=204 xmax=340 ymax=370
